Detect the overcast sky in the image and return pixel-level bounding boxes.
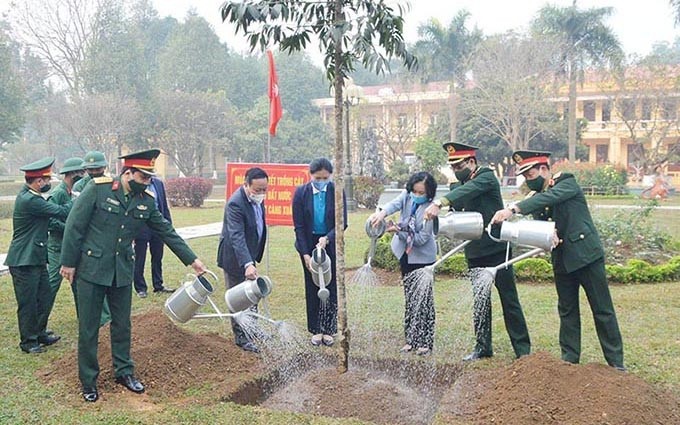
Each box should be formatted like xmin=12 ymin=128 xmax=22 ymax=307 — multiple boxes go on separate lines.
xmin=1 ymin=0 xmax=677 ymax=60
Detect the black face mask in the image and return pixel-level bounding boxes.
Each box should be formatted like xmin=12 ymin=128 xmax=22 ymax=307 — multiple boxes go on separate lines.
xmin=89 ymin=171 xmax=104 ymax=178
xmin=72 ymin=174 xmax=83 ymax=183
xmin=40 ymin=183 xmax=51 ymax=193
xmin=128 ymin=179 xmax=148 ymax=195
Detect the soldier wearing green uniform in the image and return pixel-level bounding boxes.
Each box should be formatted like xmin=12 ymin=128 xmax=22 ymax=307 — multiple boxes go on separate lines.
xmin=60 ymin=149 xmax=207 ymax=402
xmin=71 ymin=150 xmax=111 ymax=326
xmin=4 ymin=157 xmax=72 ymax=353
xmin=424 ymin=143 xmax=531 ymax=361
xmin=492 ymin=150 xmax=625 ymax=371
xmin=72 ymin=150 xmax=108 ymax=196
xmin=44 ymin=157 xmax=84 ymax=333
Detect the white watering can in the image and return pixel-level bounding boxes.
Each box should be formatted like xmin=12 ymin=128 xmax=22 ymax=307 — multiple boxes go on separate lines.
xmin=310 ymin=247 xmax=332 ymax=302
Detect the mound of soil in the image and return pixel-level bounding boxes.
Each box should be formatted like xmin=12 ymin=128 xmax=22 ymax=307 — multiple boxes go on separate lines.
xmin=40 ymin=310 xmax=262 ymax=400
xmin=440 ymin=351 xmax=680 ymax=424
xmin=263 ymin=367 xmax=438 ymax=425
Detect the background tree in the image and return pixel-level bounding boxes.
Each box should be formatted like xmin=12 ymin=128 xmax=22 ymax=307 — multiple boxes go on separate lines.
xmin=413 ymin=134 xmax=447 ymax=182
xmin=221 ymin=0 xmax=417 ymax=372
xmin=413 ymin=11 xmax=482 ymax=143
xmin=0 ymin=23 xmax=26 ymax=147
xmin=672 ymin=0 xmax=680 ymax=26
xmin=532 ymin=1 xmax=622 ymax=162
xmin=460 ymin=33 xmax=559 ymax=155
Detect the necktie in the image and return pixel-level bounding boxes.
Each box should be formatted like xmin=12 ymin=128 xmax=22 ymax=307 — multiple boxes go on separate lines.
xmin=254 ymin=203 xmax=263 ymax=239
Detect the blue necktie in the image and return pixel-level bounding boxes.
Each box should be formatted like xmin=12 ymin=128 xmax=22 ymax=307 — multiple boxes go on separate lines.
xmin=254 ymin=203 xmax=263 ymax=239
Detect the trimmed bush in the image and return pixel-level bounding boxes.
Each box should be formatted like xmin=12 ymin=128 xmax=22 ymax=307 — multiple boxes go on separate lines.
xmin=552 ymin=161 xmax=628 ymax=195
xmin=166 ymin=177 xmax=213 ymax=207
xmin=368 ymin=234 xmax=400 ymax=272
xmin=606 ymin=256 xmax=680 ymax=284
xmin=353 ymin=176 xmax=384 ymax=209
xmin=437 ymin=253 xmax=468 ymax=275
xmin=514 ymin=257 xmax=553 ymax=282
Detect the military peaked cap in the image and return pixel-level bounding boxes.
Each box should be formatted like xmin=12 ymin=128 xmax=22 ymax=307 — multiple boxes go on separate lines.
xmin=442 ymin=142 xmax=479 ymax=165
xmin=119 ymin=149 xmax=160 ymax=176
xmin=512 ymin=150 xmax=552 ymax=174
xmin=20 ymin=157 xmax=55 ymax=178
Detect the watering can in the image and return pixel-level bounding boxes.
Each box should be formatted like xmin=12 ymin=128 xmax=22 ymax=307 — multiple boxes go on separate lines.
xmin=434 ymin=211 xmax=484 ymax=241
xmin=225 ymin=275 xmax=274 ymax=314
xmin=364 ymin=217 xmax=386 ymax=266
xmin=310 ymin=247 xmax=332 ymax=302
xmin=164 ymin=270 xmax=218 ymax=323
xmin=487 ymin=219 xmax=557 ymax=251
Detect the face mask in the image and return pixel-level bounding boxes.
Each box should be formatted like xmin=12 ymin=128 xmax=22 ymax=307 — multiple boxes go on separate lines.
xmin=89 ymin=171 xmax=104 ymax=178
xmin=526 ymin=175 xmax=545 ymax=192
xmin=72 ymin=174 xmax=83 ymax=183
xmin=128 ymin=179 xmax=148 ymax=195
xmin=410 ymin=193 xmax=428 ymax=205
xmin=312 ymin=180 xmax=329 ymax=191
xmin=250 ymin=193 xmax=266 ymax=204
xmin=454 ymin=167 xmax=472 ymax=183
xmin=40 ymin=182 xmax=51 ymax=193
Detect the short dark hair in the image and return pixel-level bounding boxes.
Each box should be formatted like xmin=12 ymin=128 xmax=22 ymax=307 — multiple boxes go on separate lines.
xmin=25 ymin=176 xmax=42 ymax=184
xmin=406 ymin=171 xmax=437 ymax=200
xmin=309 ymin=158 xmax=333 ymax=174
xmin=530 ymin=163 xmax=551 ymax=172
xmin=245 ymin=167 xmax=268 ymax=184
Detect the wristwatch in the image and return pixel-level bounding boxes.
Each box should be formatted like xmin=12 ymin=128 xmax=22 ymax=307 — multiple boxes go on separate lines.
xmin=509 ymin=205 xmax=519 ymax=214
xmin=433 ymin=199 xmax=442 ymax=208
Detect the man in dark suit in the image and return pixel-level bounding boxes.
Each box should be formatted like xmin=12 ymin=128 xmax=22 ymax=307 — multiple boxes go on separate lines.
xmin=217 ymin=167 xmax=268 ymax=353
xmin=492 ymin=150 xmax=625 ymax=371
xmin=133 ymin=176 xmax=174 ymax=297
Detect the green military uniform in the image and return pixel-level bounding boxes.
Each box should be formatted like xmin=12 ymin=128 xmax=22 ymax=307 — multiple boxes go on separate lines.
xmin=45 ymin=158 xmax=83 ymax=331
xmin=513 ymin=150 xmax=624 ymax=368
xmin=5 ymin=157 xmax=72 ymax=353
xmin=70 ymin=152 xmax=111 ymax=325
xmin=438 ymin=143 xmax=530 ymax=358
xmin=60 ymin=150 xmax=198 ymax=389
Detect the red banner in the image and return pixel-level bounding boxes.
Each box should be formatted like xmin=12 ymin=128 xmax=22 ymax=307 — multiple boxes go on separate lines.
xmin=225 ymin=162 xmax=310 ymax=227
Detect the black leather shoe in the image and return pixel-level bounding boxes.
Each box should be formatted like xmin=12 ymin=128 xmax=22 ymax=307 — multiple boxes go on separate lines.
xmin=21 ymin=345 xmax=46 ymax=354
xmin=153 ymin=286 xmax=175 ymax=293
xmin=82 ymin=387 xmax=99 ymax=402
xmin=462 ymin=351 xmax=492 ymax=362
xmin=238 ymin=341 xmax=260 ymax=353
xmin=137 ymin=291 xmax=147 ymax=298
xmin=115 ymin=374 xmax=145 ymax=393
xmin=45 ymin=329 xmax=54 ymax=335
xmin=38 ymin=334 xmax=61 ymax=346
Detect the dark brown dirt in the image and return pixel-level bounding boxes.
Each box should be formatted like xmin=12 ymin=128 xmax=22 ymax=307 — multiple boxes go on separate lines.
xmin=439 ymin=351 xmax=680 ymax=425
xmin=40 ymin=309 xmax=262 ymax=402
xmin=39 ymin=311 xmax=680 ymax=425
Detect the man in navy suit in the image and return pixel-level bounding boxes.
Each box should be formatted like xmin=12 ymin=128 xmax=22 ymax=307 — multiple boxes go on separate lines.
xmin=133 ymin=176 xmax=174 ymax=297
xmin=217 ymin=167 xmax=268 ymax=353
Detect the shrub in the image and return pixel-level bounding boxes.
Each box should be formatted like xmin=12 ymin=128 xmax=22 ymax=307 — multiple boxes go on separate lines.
xmin=437 ymin=253 xmax=468 ymax=275
xmin=368 ymin=234 xmax=400 ymax=272
xmin=385 ymin=159 xmax=410 ymax=187
xmin=552 ymin=161 xmax=628 ymax=195
xmin=606 ymin=256 xmax=680 ymax=283
xmin=165 ymin=177 xmax=213 ymax=207
xmin=0 ymin=201 xmax=14 ymax=219
xmin=353 ymin=176 xmax=384 ymax=209
xmin=514 ymin=257 xmax=553 ymax=282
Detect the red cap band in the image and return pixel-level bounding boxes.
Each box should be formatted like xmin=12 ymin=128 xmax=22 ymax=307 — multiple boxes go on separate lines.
xmin=24 ymin=168 xmax=52 ymax=178
xmin=448 ymin=149 xmax=476 ymax=159
xmin=123 ymin=158 xmax=154 ymax=170
xmin=518 ymin=156 xmax=549 ymax=167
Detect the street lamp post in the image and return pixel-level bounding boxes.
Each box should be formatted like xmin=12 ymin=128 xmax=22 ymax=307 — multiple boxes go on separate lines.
xmin=344 ymin=81 xmax=363 ymax=211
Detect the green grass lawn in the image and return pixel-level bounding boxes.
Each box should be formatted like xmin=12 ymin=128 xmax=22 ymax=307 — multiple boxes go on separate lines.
xmin=0 ymin=204 xmax=679 ymax=424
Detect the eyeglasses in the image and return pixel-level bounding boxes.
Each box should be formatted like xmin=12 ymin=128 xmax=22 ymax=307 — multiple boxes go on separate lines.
xmin=451 ymin=160 xmax=468 ymax=171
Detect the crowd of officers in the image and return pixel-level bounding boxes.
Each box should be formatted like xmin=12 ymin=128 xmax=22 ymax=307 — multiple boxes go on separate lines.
xmin=4 ymin=149 xmax=205 ymax=402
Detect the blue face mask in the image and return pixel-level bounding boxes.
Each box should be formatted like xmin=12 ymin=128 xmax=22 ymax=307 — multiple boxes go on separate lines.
xmin=410 ymin=193 xmax=428 ymax=205
xmin=312 ymin=180 xmax=329 ymax=191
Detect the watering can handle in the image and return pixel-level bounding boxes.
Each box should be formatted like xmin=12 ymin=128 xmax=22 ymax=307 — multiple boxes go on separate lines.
xmin=486 ymin=223 xmax=503 ymax=244
xmin=198 ymin=269 xmax=219 ymax=282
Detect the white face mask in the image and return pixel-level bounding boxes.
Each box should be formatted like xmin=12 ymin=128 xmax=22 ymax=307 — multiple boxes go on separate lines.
xmin=250 ymin=193 xmax=266 ymax=204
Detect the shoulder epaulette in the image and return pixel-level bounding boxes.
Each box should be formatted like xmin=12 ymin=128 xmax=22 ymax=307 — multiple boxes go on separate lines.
xmin=94 ymin=177 xmax=113 ymax=184
xmin=524 ymin=190 xmax=536 ymax=200
xmin=553 ymin=171 xmax=563 ymax=180
xmin=144 ymin=188 xmax=155 ymax=198
xmin=28 ymin=188 xmax=42 ymax=196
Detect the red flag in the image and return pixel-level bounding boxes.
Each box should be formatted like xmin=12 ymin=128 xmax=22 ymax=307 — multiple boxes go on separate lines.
xmin=267 ymin=50 xmax=283 ymax=136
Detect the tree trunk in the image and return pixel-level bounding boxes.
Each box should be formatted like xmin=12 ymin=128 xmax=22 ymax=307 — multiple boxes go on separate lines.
xmin=333 ymin=0 xmax=350 ymax=374
xmin=568 ymin=61 xmax=577 ymax=162
xmin=449 ymin=80 xmax=457 ymax=143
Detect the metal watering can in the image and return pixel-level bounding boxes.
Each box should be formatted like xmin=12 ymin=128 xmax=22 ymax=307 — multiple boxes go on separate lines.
xmin=364 ymin=217 xmax=386 ymax=266
xmin=164 ymin=270 xmax=219 ymax=323
xmin=225 ymin=275 xmax=274 ymax=314
xmin=310 ymin=247 xmax=332 ymax=302
xmin=434 ymin=212 xmax=484 ymax=240
xmin=487 ymin=219 xmax=557 ymax=251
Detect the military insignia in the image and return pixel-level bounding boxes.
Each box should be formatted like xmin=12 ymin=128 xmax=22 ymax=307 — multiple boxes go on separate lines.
xmin=524 ymin=190 xmax=536 ymax=199
xmin=136 ymin=204 xmax=148 ymax=211
xmin=28 ymin=188 xmax=42 ymax=196
xmin=112 ymin=180 xmax=120 ymax=190
xmin=144 ymin=189 xmax=155 ymax=198
xmin=513 ymin=153 xmax=523 ymax=163
xmin=553 ymin=171 xmax=562 ymax=179
xmin=105 ymin=197 xmax=120 ymax=206
xmin=94 ymin=176 xmax=113 ymax=184
xmin=446 ymin=145 xmax=456 ymax=153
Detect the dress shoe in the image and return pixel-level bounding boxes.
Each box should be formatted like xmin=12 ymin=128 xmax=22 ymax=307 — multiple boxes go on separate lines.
xmin=614 ymin=365 xmax=627 ymax=372
xmin=416 ymin=347 xmax=432 ymax=356
xmin=137 ymin=291 xmax=147 ymax=298
xmin=238 ymin=341 xmax=260 ymax=353
xmin=322 ymin=335 xmax=335 ymax=346
xmin=45 ymin=329 xmax=54 ymax=335
xmin=462 ymin=351 xmax=492 ymax=362
xmin=153 ymin=286 xmax=175 ymax=293
xmin=310 ymin=334 xmax=323 ymax=346
xmin=82 ymin=387 xmax=99 ymax=402
xmin=21 ymin=345 xmax=46 ymax=354
xmin=38 ymin=334 xmax=61 ymax=346
xmin=115 ymin=374 xmax=145 ymax=393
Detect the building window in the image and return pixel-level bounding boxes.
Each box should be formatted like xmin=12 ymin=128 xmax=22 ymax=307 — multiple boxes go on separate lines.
xmin=619 ymin=99 xmax=636 ymax=121
xmin=430 ymin=113 xmax=438 ymax=126
xmin=661 ymin=99 xmax=677 ymax=121
xmin=398 ymin=114 xmax=408 ymax=128
xmin=583 ymin=101 xmax=596 ymax=121
xmin=366 ymin=115 xmax=376 ymax=129
xmin=596 ymin=144 xmax=609 ymax=163
xmin=602 ymin=101 xmax=611 ymax=121
xmin=641 ymin=99 xmax=653 ymax=121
